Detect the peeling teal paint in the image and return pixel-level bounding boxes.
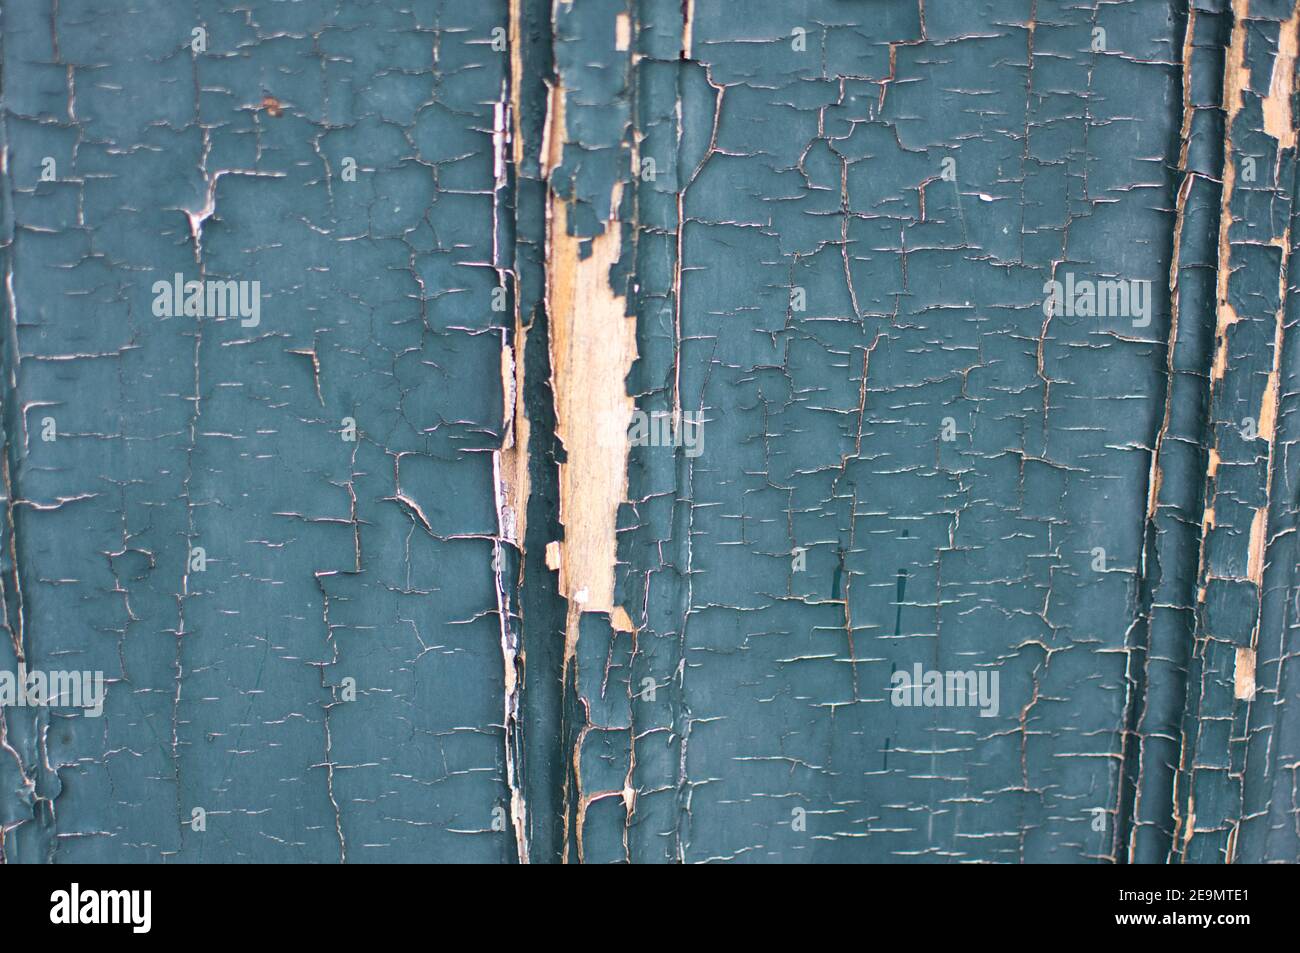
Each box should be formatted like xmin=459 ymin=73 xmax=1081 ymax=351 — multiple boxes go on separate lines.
xmin=1 ymin=0 xmax=1299 ymax=864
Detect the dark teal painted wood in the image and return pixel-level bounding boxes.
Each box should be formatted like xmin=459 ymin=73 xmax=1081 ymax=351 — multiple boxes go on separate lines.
xmin=2 ymin=0 xmax=1298 ymax=864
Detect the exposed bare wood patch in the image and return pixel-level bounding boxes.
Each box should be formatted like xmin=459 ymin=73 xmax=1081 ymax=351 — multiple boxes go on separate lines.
xmin=546 ymin=188 xmax=636 ymax=656
xmin=1247 ymin=505 xmax=1268 ymax=584
xmin=540 ymin=82 xmax=565 ymax=181
xmin=1263 ymin=8 xmax=1300 ymax=153
xmin=1210 ymin=0 xmax=1251 ymax=384
xmin=1234 ymin=646 xmax=1257 ymax=700
xmin=610 ymin=605 xmax=635 ymax=633
xmin=499 ymin=322 xmax=530 ymax=547
xmin=509 ymin=0 xmax=526 ymax=169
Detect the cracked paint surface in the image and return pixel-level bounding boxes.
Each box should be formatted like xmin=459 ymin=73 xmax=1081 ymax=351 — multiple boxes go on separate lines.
xmin=3 ymin=0 xmax=1300 ymax=864
xmin=1 ymin=0 xmax=513 ymax=863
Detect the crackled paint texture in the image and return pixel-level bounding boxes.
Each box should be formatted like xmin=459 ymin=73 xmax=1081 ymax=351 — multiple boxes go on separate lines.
xmin=2 ymin=0 xmax=1300 ymax=864
xmin=0 ymin=0 xmax=512 ymax=863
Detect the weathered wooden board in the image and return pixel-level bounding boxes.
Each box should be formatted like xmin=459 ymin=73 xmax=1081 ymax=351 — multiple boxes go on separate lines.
xmin=1 ymin=0 xmax=1298 ymax=864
